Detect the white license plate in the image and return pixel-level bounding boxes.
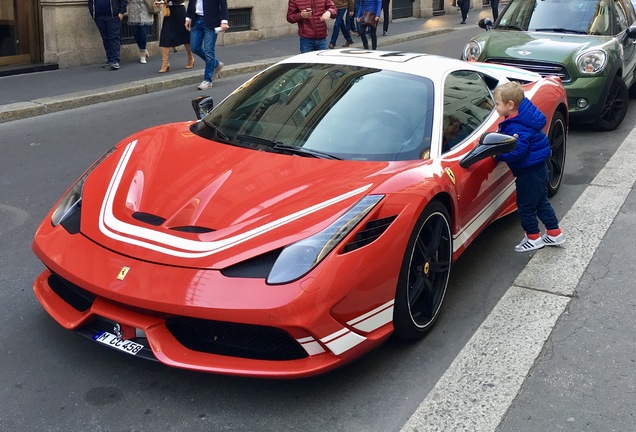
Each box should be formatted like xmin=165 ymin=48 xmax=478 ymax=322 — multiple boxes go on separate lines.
xmin=93 ymin=331 xmax=144 ymax=355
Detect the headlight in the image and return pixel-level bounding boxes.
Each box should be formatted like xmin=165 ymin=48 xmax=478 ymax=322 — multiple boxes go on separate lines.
xmin=266 ymin=195 xmax=384 ymax=284
xmin=51 ymin=147 xmax=116 ymax=226
xmin=462 ymin=41 xmax=482 ymax=62
xmin=576 ymin=50 xmax=607 ymax=74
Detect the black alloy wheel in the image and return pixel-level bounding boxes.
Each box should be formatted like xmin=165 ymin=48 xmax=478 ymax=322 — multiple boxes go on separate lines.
xmin=393 ymin=201 xmax=452 ymax=339
xmin=547 ymin=111 xmax=567 ymax=197
xmin=594 ymin=75 xmax=628 ymax=131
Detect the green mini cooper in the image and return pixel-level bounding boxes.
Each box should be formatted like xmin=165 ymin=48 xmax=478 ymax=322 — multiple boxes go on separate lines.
xmin=462 ymin=0 xmax=636 ymax=130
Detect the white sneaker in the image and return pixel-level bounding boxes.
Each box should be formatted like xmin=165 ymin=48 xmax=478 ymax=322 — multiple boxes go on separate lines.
xmin=514 ymin=235 xmax=545 ymax=253
xmin=140 ymin=55 xmax=147 ymax=64
xmin=214 ymin=61 xmax=224 ymax=78
xmin=541 ymin=232 xmax=566 ymax=246
xmin=198 ymin=80 xmax=213 ymax=90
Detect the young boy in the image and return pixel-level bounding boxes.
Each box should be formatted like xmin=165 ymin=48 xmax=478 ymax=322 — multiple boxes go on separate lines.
xmin=493 ymin=82 xmax=565 ymax=252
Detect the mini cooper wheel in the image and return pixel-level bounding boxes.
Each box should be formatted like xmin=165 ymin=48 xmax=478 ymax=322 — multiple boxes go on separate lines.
xmin=594 ymin=75 xmax=628 ymax=132
xmin=393 ymin=201 xmax=452 ymax=339
xmin=547 ymin=111 xmax=566 ymax=197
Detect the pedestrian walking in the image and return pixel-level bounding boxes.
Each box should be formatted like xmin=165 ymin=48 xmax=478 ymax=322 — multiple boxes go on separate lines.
xmin=185 ymin=0 xmax=229 ymax=90
xmin=492 ymin=82 xmax=565 ymax=252
xmin=329 ymin=0 xmax=355 ymax=49
xmin=491 ymin=0 xmax=500 ymax=21
xmin=126 ymin=0 xmax=154 ymax=64
xmin=357 ymin=0 xmax=381 ymax=50
xmin=88 ymin=0 xmax=127 ymax=70
xmin=381 ymin=0 xmax=390 ymax=36
xmin=158 ymin=1 xmax=194 ymax=73
xmin=458 ymin=0 xmax=469 ymax=24
xmin=286 ymin=0 xmax=337 ymax=53
xmin=346 ymin=0 xmax=361 ymax=36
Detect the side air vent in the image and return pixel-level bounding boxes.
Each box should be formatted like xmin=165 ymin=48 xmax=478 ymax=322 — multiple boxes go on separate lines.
xmin=132 ymin=212 xmax=166 ymax=226
xmin=343 ymin=215 xmax=397 ymax=253
xmin=48 ymin=272 xmax=96 ymax=312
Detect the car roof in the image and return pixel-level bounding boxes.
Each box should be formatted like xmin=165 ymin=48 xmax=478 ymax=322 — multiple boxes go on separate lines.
xmin=279 ymin=49 xmax=541 ymax=82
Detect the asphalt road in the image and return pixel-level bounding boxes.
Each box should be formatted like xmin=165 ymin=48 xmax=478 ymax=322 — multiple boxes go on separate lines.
xmin=2 ymin=31 xmax=636 ymax=431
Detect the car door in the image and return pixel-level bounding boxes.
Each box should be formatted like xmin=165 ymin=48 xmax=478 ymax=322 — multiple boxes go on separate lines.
xmin=614 ymin=0 xmax=636 ymax=87
xmin=438 ymin=70 xmax=515 ymax=250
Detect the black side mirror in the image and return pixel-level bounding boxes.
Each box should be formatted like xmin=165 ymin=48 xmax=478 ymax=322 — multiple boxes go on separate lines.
xmin=627 ymin=24 xmax=636 ymax=39
xmin=459 ymin=132 xmax=516 ymax=168
xmin=191 ymin=96 xmax=214 ymax=120
xmin=478 ymin=18 xmax=494 ymax=31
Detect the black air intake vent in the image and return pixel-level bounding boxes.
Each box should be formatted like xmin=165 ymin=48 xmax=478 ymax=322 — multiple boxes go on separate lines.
xmin=132 ymin=212 xmax=166 ymax=226
xmin=169 ymin=226 xmax=215 ymax=234
xmin=48 ymin=272 xmax=96 ymax=312
xmin=343 ymin=215 xmax=397 ymax=253
xmin=165 ymin=317 xmax=308 ymax=360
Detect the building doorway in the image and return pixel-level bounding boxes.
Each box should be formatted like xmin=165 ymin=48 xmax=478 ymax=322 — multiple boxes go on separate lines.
xmin=392 ymin=0 xmax=413 ymax=19
xmin=0 ymin=0 xmax=42 ymax=67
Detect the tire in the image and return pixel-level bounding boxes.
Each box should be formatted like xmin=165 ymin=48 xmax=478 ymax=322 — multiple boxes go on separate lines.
xmin=546 ymin=111 xmax=567 ymax=197
xmin=594 ymin=75 xmax=629 ymax=131
xmin=393 ymin=201 xmax=452 ymax=340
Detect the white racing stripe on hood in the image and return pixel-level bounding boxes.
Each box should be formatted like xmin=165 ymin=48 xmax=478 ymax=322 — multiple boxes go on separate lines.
xmin=98 ymin=140 xmax=373 ymax=258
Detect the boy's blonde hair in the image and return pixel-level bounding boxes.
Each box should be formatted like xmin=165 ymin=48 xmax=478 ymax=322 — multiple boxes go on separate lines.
xmin=494 ymin=82 xmax=525 ymax=107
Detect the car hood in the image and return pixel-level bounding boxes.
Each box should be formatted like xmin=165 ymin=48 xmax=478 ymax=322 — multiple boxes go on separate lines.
xmin=477 ymin=30 xmax=607 ymax=63
xmin=79 ymin=123 xmax=410 ymax=269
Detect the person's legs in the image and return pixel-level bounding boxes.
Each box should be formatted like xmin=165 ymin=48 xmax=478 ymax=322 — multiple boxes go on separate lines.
xmin=491 ymin=0 xmax=499 ymax=20
xmin=534 ymin=164 xmax=560 ymax=231
xmin=359 ymin=25 xmax=369 ymax=49
xmin=201 ymin=24 xmax=218 ymax=83
xmin=460 ymin=0 xmax=469 ymax=22
xmin=370 ymin=25 xmax=377 ymax=50
xmin=330 ymin=8 xmax=346 ymax=46
xmin=339 ymin=11 xmax=353 ymax=43
xmin=105 ymin=16 xmax=122 ymax=66
xmin=130 ymin=24 xmax=148 ymax=51
xmin=190 ymin=16 xmax=206 ymax=62
xmin=382 ymin=0 xmax=390 ymax=34
xmin=93 ymin=16 xmax=111 ymax=63
xmin=515 ymin=171 xmax=543 ymax=236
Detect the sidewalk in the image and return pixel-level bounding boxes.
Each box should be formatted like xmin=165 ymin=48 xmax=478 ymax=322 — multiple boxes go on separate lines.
xmin=0 ymin=12 xmax=487 ymax=124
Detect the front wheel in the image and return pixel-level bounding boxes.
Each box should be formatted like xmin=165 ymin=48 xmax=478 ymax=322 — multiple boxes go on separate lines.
xmin=547 ymin=111 xmax=567 ymax=197
xmin=594 ymin=75 xmax=628 ymax=131
xmin=393 ymin=201 xmax=452 ymax=340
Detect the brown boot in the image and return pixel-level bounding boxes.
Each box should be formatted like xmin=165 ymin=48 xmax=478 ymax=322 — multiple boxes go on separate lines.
xmin=158 ymin=47 xmax=170 ymax=73
xmin=185 ymin=43 xmax=195 ymax=69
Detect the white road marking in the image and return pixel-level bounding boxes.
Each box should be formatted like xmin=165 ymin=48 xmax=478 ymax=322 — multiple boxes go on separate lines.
xmin=402 ymin=129 xmax=636 ymax=431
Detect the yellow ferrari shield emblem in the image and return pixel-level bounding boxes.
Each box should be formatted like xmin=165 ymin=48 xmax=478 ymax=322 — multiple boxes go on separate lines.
xmin=117 ymin=266 xmax=130 ymax=281
xmin=445 ymin=168 xmax=456 ymax=185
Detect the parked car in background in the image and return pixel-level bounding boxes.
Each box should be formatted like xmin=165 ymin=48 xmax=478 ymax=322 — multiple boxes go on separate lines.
xmin=32 ymin=51 xmax=568 ymax=378
xmin=462 ymin=0 xmax=636 ymax=131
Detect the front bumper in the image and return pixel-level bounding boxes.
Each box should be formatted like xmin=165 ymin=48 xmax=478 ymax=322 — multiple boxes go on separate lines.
xmin=563 ymin=75 xmax=608 ymax=121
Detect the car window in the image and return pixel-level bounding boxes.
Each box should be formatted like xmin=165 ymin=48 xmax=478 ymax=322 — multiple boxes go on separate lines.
xmin=622 ymin=0 xmax=636 ymax=22
xmin=204 ymin=63 xmax=435 ymax=162
xmin=442 ymin=71 xmax=494 ymax=153
xmin=497 ymin=0 xmax=615 ymax=35
xmin=613 ymin=0 xmax=630 ymax=32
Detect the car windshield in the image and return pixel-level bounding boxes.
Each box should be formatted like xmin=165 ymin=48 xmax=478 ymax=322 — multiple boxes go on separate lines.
xmin=197 ymin=63 xmax=434 ymax=161
xmin=496 ymin=0 xmax=613 ymax=35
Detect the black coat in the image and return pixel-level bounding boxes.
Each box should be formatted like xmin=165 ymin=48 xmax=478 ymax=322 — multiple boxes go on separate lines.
xmin=88 ymin=0 xmax=128 ymax=18
xmin=186 ymin=0 xmax=229 ymax=29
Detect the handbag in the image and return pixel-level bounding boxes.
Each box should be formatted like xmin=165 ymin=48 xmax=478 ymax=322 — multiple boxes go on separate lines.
xmin=143 ymin=0 xmax=163 ymax=14
xmin=163 ymin=5 xmax=170 ymax=16
xmin=360 ymin=11 xmax=377 ymax=27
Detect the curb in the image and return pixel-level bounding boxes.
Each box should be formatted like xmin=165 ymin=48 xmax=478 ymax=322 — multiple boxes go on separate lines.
xmin=0 ymin=28 xmax=454 ymax=124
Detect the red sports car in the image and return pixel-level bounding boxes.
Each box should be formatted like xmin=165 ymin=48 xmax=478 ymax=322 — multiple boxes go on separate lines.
xmin=32 ymin=50 xmax=567 ymax=378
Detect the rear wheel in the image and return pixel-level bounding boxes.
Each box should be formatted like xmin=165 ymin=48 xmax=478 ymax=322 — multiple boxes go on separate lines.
xmin=594 ymin=75 xmax=628 ymax=131
xmin=547 ymin=111 xmax=566 ymax=197
xmin=393 ymin=201 xmax=452 ymax=339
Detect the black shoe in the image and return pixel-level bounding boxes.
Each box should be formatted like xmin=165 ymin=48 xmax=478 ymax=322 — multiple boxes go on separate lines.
xmin=382 ymin=31 xmax=387 ymax=36
xmin=460 ymin=20 xmax=466 ymax=24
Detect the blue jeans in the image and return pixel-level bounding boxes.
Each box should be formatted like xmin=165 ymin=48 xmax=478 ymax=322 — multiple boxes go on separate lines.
xmin=94 ymin=15 xmax=121 ymax=64
xmin=190 ymin=16 xmax=219 ymax=82
xmin=515 ymin=163 xmax=559 ymax=235
xmin=330 ymin=8 xmax=352 ymax=45
xmin=299 ymin=37 xmax=328 ymax=53
xmin=130 ymin=24 xmax=149 ymax=51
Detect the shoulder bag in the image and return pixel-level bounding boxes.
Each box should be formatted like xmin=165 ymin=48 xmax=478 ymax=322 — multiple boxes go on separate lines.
xmin=143 ymin=0 xmax=164 ymax=14
xmin=360 ymin=11 xmax=377 ymax=27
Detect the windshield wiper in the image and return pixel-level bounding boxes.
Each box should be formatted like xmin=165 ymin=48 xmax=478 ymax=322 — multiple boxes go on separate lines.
xmin=272 ymin=143 xmax=342 ymax=160
xmin=534 ymin=28 xmax=586 ymax=34
xmin=494 ymin=24 xmax=524 ymax=31
xmin=202 ymin=118 xmax=232 ymax=142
